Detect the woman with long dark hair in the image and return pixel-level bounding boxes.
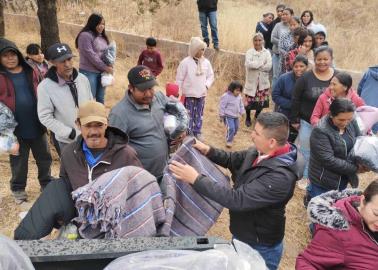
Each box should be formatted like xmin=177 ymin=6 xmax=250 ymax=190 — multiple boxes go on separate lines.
xmin=301 ymin=10 xmax=315 ymax=30
xmin=307 ymin=98 xmax=364 ymax=203
xmin=75 ymin=13 xmax=113 ymax=104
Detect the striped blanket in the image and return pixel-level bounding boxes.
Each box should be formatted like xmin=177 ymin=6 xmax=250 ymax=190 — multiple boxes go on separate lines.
xmin=72 ymin=166 xmax=166 ymax=239
xmin=159 ymin=137 xmax=231 ymax=236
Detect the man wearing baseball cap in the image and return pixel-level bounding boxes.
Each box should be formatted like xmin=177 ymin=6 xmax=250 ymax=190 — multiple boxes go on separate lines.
xmin=109 ymin=65 xmax=173 ymax=180
xmin=0 ymin=37 xmax=52 ymax=204
xmin=60 ymin=100 xmax=141 ymax=191
xmin=37 ymin=42 xmax=93 ymax=154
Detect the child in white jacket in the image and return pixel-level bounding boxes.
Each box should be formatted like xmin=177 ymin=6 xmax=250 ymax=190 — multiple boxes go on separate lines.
xmin=176 ymin=37 xmax=214 ymax=140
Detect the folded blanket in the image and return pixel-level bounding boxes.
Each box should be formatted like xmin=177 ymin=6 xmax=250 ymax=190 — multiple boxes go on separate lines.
xmin=160 ymin=137 xmax=230 ymax=236
xmin=72 ymin=166 xmax=166 ymax=239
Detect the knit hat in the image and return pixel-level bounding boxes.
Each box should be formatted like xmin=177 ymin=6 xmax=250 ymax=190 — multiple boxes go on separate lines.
xmin=312 ymin=23 xmax=327 ymax=37
xmin=78 ymin=101 xmax=107 ymax=125
xmin=128 ymin=65 xmax=158 ymax=90
xmin=188 ymin=37 xmax=206 ymax=75
xmin=166 ymin=83 xmax=179 ymax=97
xmin=188 ymin=37 xmax=206 ymax=58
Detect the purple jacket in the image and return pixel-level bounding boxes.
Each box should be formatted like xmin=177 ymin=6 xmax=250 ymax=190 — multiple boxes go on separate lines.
xmin=219 ymin=91 xmax=245 ymax=118
xmin=77 ymin=31 xmax=109 ymax=73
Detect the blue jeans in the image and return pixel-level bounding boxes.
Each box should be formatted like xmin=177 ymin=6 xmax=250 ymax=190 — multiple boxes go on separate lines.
xmin=250 ymin=241 xmax=283 ymax=270
xmin=271 ymin=53 xmax=280 ymax=89
xmin=80 ymin=69 xmax=105 ymax=104
xmin=225 ymin=116 xmax=239 ymax=143
xmin=199 ymin=11 xmax=219 ymax=47
xmin=298 ymin=120 xmax=313 ymax=179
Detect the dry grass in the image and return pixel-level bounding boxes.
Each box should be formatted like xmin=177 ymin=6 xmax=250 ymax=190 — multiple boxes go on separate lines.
xmin=1 ymin=1 xmax=377 ymax=269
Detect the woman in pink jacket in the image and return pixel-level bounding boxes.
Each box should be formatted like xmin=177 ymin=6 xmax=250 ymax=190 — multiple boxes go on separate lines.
xmin=296 ymin=180 xmax=378 ymax=269
xmin=311 ymin=72 xmax=365 ymax=126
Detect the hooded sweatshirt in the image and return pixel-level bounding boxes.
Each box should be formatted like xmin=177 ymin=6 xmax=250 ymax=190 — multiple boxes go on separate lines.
xmin=311 ymin=87 xmax=365 ymax=126
xmin=358 ymin=66 xmax=378 ymax=132
xmin=296 ymin=189 xmax=378 ymax=269
xmin=176 ymin=37 xmax=214 ymax=98
xmin=60 ymin=126 xmax=142 ymax=191
xmin=0 ymin=38 xmax=45 ymax=138
xmin=37 ymin=67 xmax=93 ymax=144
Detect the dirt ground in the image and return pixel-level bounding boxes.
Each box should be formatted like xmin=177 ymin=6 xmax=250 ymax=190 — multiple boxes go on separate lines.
xmin=0 ymin=22 xmax=377 ymax=270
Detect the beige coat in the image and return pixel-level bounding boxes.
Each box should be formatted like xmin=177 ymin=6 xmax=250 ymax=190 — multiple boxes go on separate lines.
xmin=244 ymin=47 xmax=272 ymax=97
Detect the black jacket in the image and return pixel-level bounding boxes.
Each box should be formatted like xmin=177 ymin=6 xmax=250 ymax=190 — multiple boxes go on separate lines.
xmin=309 ymin=116 xmax=361 ymax=190
xmin=197 ymin=0 xmax=218 ymax=12
xmin=193 ymin=144 xmax=304 ymax=245
xmin=14 ymin=179 xmax=76 ymax=240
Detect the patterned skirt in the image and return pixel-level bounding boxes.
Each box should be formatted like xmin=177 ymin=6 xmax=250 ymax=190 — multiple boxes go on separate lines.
xmin=245 ymin=88 xmax=270 ymax=111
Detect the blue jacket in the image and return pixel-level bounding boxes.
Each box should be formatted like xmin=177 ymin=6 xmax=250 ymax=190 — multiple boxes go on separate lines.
xmin=272 ymin=71 xmax=296 ymax=118
xmin=358 ymin=66 xmax=378 ymax=131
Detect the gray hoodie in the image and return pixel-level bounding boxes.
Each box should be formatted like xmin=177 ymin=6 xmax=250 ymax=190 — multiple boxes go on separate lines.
xmin=37 ymin=67 xmax=92 ymax=144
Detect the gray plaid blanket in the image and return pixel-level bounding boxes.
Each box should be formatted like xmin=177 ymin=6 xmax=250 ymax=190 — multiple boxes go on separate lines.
xmin=160 ymin=137 xmax=230 ymax=236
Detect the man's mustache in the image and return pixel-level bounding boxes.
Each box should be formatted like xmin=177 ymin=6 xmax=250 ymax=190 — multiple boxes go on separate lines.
xmin=87 ymin=134 xmax=101 ymax=138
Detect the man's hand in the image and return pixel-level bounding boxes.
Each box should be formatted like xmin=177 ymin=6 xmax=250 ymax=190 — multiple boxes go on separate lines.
xmin=169 ymin=160 xmax=199 ymax=184
xmin=192 ymin=139 xmax=210 ymax=155
xmin=170 ymin=132 xmax=187 ymax=146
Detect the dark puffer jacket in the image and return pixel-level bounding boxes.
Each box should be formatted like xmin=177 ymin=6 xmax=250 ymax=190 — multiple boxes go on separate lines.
xmin=193 ymin=144 xmax=304 ymax=245
xmin=197 ymin=0 xmax=218 ymax=12
xmin=309 ymin=115 xmax=361 ymax=190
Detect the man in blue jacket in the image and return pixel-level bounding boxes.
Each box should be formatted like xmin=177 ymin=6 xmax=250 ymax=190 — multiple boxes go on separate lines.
xmin=197 ymin=0 xmax=219 ymax=50
xmin=170 ymin=112 xmax=304 ymax=270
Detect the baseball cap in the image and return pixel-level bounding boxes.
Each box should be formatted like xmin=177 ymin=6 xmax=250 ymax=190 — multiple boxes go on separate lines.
xmin=127 ymin=65 xmax=158 ymax=91
xmin=47 ymin=43 xmax=74 ymax=62
xmin=78 ymin=101 xmax=107 ymax=125
xmin=1 ymin=47 xmax=18 ymax=55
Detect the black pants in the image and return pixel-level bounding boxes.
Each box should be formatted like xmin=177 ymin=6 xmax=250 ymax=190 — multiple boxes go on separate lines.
xmin=10 ymin=134 xmax=52 ymax=191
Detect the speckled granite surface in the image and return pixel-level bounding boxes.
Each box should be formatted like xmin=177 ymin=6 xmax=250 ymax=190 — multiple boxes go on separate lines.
xmin=16 ymin=237 xmax=229 ymax=262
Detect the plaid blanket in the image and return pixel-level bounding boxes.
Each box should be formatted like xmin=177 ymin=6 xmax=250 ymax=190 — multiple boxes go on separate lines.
xmin=72 ymin=166 xmax=166 ymax=238
xmin=159 ymin=137 xmax=230 ymax=236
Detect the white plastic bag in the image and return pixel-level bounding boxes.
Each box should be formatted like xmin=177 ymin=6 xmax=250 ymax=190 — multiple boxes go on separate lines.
xmin=0 ymin=130 xmax=19 ymax=155
xmin=164 ymin=114 xmax=178 ymax=136
xmin=104 ymin=239 xmax=267 ymax=270
xmin=0 ymin=234 xmax=35 ymax=270
xmin=350 ymin=135 xmax=378 ymax=172
xmin=101 ymin=72 xmax=114 ymax=87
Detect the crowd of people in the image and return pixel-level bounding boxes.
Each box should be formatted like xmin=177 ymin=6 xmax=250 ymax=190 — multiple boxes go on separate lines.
xmin=0 ymin=2 xmax=378 ymax=270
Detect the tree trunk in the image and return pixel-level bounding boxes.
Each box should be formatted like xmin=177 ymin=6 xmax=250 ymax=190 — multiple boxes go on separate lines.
xmin=37 ymin=0 xmax=60 ymax=53
xmin=0 ymin=1 xmax=5 ymax=37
